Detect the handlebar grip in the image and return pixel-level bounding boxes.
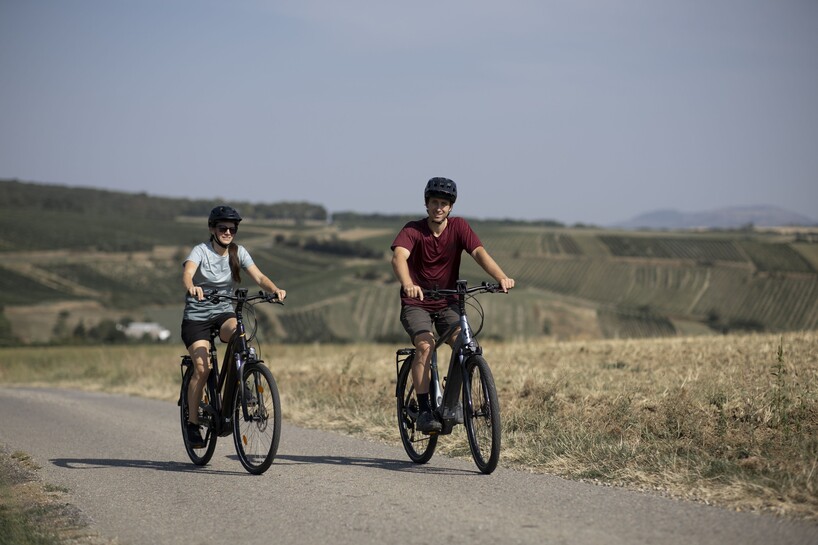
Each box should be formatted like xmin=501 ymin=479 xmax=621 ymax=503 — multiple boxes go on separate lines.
xmin=261 ymin=291 xmax=284 ymax=305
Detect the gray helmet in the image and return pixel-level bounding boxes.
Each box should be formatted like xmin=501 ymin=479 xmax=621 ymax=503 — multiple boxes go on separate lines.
xmin=424 ymin=177 xmax=457 ymax=204
xmin=208 ymin=205 xmax=242 ymax=226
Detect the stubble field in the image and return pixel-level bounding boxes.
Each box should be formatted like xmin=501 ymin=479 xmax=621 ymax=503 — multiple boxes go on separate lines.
xmin=0 ymin=331 xmax=816 ymax=520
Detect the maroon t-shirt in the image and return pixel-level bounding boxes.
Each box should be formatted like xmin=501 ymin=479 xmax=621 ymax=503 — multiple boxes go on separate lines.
xmin=391 ymin=217 xmax=483 ymax=311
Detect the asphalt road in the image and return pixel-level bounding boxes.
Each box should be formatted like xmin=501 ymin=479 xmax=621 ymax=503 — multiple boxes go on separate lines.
xmin=0 ymin=386 xmax=815 ymax=545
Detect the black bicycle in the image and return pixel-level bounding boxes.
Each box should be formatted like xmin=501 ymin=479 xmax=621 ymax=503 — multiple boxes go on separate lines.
xmin=178 ymin=288 xmax=282 ymax=475
xmin=395 ymin=280 xmax=504 ymax=474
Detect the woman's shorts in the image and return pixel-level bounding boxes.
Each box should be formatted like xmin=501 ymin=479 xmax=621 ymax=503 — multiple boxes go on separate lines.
xmin=181 ymin=313 xmax=236 ymax=348
xmin=399 ymin=304 xmax=459 ymax=342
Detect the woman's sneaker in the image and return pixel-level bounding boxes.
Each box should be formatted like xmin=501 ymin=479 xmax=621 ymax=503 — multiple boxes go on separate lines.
xmin=186 ymin=422 xmax=206 ymax=448
xmin=416 ymin=411 xmax=442 ymax=434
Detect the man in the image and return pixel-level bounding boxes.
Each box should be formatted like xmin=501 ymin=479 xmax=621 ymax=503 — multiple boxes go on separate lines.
xmin=391 ymin=177 xmax=515 ymax=433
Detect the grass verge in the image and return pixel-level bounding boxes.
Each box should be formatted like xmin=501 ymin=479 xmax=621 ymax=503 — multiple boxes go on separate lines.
xmin=0 ymin=445 xmax=112 ymax=545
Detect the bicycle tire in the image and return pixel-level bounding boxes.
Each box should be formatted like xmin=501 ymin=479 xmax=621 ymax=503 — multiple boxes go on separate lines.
xmin=233 ymin=363 xmax=281 ymax=475
xmin=180 ymin=363 xmax=218 ymax=465
xmin=396 ymin=356 xmax=438 ymax=464
xmin=462 ymin=355 xmax=501 ymax=474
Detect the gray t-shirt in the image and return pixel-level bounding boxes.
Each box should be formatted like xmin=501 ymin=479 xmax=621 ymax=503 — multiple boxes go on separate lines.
xmin=182 ymin=242 xmax=255 ymax=321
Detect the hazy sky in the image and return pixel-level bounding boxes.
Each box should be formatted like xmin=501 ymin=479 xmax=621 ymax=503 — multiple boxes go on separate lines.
xmin=2 ymin=1 xmax=817 ymax=225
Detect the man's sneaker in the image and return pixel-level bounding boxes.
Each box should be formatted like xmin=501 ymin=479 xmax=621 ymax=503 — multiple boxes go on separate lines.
xmin=186 ymin=422 xmax=206 ymax=449
xmin=416 ymin=411 xmax=442 ymax=434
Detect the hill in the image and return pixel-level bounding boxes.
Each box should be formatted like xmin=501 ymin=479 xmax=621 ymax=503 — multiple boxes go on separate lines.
xmin=3 ymin=179 xmax=818 ymax=345
xmin=616 ymin=205 xmax=817 ymax=230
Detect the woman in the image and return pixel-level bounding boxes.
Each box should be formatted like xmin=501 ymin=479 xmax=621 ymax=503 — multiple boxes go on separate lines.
xmin=181 ymin=205 xmax=286 ymax=448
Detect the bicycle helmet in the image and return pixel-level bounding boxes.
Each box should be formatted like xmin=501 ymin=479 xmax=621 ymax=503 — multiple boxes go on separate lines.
xmin=208 ymin=205 xmax=243 ymax=226
xmin=424 ymin=177 xmax=457 ymax=204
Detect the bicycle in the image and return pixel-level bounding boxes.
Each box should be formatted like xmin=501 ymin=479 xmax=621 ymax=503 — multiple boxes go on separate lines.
xmin=178 ymin=288 xmax=283 ymax=475
xmin=394 ymin=279 xmax=504 ymax=474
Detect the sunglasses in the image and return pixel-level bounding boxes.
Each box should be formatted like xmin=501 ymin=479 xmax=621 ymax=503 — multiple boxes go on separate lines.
xmin=216 ymin=225 xmax=238 ymax=234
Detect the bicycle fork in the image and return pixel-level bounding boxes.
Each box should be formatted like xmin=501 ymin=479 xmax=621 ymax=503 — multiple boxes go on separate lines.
xmin=237 ymin=348 xmax=265 ymax=423
xmin=429 ymin=351 xmax=443 ymax=409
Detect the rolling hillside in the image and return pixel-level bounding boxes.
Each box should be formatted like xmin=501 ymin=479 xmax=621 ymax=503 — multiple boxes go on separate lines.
xmin=3 ymin=179 xmax=818 ymax=345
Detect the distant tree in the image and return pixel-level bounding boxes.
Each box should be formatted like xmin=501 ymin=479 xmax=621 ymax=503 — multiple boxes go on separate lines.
xmin=87 ymin=319 xmax=127 ymax=343
xmin=73 ymin=321 xmax=87 ymax=339
xmin=52 ymin=310 xmax=71 ymax=340
xmin=0 ymin=307 xmax=18 ymax=346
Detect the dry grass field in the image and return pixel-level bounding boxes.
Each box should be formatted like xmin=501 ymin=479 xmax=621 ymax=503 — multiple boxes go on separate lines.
xmin=0 ymin=331 xmax=816 ymax=520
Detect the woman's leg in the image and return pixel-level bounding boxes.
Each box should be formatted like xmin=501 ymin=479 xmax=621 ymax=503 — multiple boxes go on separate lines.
xmin=219 ymin=317 xmax=237 ymax=344
xmin=186 ymin=340 xmax=211 ymax=424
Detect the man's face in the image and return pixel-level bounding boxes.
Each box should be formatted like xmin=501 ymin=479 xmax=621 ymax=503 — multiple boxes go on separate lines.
xmin=426 ymin=197 xmax=452 ymax=224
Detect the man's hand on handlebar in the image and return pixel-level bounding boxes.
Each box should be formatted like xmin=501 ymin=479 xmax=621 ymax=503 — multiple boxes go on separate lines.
xmin=498 ymin=277 xmax=515 ymax=293
xmin=402 ymin=284 xmax=424 ymax=301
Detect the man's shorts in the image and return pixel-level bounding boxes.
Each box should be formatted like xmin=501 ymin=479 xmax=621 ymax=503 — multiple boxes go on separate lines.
xmin=181 ymin=312 xmax=235 ymax=348
xmin=400 ymin=304 xmax=460 ymax=343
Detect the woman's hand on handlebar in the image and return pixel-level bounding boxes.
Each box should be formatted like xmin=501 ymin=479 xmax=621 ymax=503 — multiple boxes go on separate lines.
xmin=188 ymin=285 xmax=205 ymax=301
xmin=267 ymin=289 xmax=286 ymax=302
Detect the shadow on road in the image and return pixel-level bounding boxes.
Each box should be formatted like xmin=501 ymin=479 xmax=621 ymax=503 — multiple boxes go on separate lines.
xmin=50 ymin=457 xmax=245 ymax=476
xmin=274 ymin=453 xmax=478 ymax=475
xmin=49 ymin=455 xmax=481 ymax=476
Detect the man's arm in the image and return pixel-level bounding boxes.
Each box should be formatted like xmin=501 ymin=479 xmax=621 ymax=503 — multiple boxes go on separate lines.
xmin=391 ymin=246 xmax=423 ymax=300
xmin=471 ymin=246 xmax=516 ymax=292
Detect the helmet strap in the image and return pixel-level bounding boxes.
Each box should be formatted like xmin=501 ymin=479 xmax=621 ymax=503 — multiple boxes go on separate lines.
xmin=210 ymin=234 xmax=230 ymax=250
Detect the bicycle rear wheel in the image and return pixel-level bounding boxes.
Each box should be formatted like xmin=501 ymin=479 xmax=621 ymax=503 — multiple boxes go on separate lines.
xmin=396 ymin=356 xmax=437 ymax=464
xmin=233 ymin=363 xmax=281 ymax=475
xmin=180 ymin=362 xmax=218 ymax=465
xmin=462 ymin=355 xmax=501 ymax=474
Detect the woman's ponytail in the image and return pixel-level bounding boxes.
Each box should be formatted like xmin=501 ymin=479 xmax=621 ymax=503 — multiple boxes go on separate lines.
xmin=228 ymin=243 xmax=241 ymax=283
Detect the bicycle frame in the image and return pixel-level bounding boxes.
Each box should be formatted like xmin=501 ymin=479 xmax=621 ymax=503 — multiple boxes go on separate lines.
xmin=396 ymin=279 xmax=488 ymax=435
xmin=178 ymin=288 xmax=284 ymax=474
xmin=227 ymin=288 xmax=254 ymax=422
xmin=182 ymin=288 xmax=270 ymax=436
xmin=394 ymin=279 xmax=504 ymax=473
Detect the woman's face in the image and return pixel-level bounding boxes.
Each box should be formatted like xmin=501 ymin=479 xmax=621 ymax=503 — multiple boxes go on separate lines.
xmin=212 ymin=221 xmax=238 ymax=244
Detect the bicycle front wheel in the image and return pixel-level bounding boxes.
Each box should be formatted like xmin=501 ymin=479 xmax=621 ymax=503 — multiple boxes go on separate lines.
xmin=462 ymin=355 xmax=501 ymax=474
xmin=180 ymin=363 xmax=218 ymax=466
xmin=396 ymin=356 xmax=438 ymax=464
xmin=233 ymin=363 xmax=281 ymax=475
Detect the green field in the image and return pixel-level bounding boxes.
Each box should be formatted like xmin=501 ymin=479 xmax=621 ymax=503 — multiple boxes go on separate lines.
xmin=3 ymin=179 xmax=818 ymax=345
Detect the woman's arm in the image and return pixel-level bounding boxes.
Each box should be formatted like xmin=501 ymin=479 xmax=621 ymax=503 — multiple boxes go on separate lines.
xmin=182 ymin=260 xmax=204 ymax=300
xmin=246 ymin=264 xmax=287 ymax=300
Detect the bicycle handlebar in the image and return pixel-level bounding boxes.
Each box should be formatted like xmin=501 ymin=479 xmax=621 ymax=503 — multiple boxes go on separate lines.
xmin=206 ymin=289 xmax=284 ymax=306
xmin=423 ymin=281 xmax=505 ymax=300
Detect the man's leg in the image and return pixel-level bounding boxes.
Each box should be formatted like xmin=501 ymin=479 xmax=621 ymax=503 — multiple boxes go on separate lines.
xmin=411 ymin=331 xmax=435 ymax=395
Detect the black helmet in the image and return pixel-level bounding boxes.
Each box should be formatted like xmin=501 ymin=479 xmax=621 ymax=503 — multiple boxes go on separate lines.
xmin=208 ymin=205 xmax=242 ymax=226
xmin=424 ymin=177 xmax=457 ymax=204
